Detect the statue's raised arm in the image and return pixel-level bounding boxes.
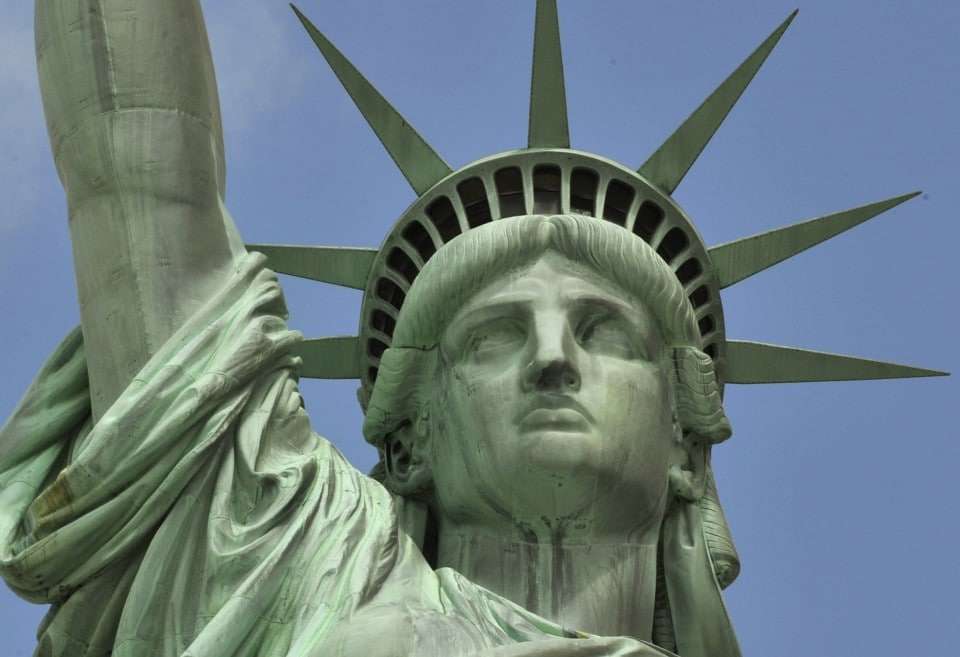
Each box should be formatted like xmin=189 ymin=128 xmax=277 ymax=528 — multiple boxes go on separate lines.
xmin=36 ymin=0 xmax=244 ymax=419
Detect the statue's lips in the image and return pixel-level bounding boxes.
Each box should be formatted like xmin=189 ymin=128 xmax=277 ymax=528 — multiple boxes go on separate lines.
xmin=516 ymin=396 xmax=593 ymax=433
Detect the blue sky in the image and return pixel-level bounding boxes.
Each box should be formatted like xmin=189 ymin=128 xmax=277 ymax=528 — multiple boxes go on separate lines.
xmin=1 ymin=1 xmax=958 ymax=655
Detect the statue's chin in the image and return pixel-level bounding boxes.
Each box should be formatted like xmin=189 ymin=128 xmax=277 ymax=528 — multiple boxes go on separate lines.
xmin=491 ymin=447 xmax=633 ymax=527
xmin=513 ymin=430 xmax=600 ymax=475
xmin=513 ymin=428 xmax=617 ymax=477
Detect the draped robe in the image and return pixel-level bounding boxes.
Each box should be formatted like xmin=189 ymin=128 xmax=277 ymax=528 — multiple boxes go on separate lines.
xmin=0 ymin=254 xmax=676 ymax=657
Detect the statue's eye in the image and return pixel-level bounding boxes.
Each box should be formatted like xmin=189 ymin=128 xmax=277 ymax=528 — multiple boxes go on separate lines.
xmin=466 ymin=319 xmax=525 ymax=362
xmin=576 ymin=313 xmax=638 ymax=359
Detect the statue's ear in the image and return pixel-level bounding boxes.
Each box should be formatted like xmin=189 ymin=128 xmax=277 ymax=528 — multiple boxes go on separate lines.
xmin=668 ymin=423 xmax=709 ymax=503
xmin=667 ymin=346 xmax=727 ymax=502
xmin=383 ymin=417 xmax=433 ymax=497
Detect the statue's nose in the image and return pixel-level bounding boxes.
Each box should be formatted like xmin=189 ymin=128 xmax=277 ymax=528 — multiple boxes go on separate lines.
xmin=522 ymin=317 xmax=581 ymax=392
xmin=528 ymin=359 xmax=581 ymax=392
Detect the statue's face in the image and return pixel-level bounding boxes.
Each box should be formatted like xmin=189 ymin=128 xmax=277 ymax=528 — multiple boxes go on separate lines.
xmin=427 ymin=253 xmax=678 ymax=541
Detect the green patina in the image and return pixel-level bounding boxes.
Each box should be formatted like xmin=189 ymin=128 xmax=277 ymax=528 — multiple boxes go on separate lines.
xmin=0 ymin=2 xmax=945 ymax=657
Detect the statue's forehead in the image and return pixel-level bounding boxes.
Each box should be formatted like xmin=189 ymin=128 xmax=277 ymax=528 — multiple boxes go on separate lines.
xmin=447 ymin=252 xmax=654 ymax=327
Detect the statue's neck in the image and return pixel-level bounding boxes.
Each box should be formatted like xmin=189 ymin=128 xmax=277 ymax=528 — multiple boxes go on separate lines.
xmin=433 ymin=525 xmax=660 ymax=640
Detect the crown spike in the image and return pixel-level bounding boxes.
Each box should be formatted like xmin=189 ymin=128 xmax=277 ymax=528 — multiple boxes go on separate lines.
xmin=725 ymin=341 xmax=948 ymax=384
xmin=291 ymin=5 xmax=452 ymax=195
xmin=709 ymin=191 xmax=920 ymax=288
xmin=528 ymin=0 xmax=570 ymax=148
xmin=638 ymin=10 xmax=798 ymax=194
xmin=293 ymin=336 xmax=362 ymax=379
xmin=247 ymin=244 xmax=377 ymax=290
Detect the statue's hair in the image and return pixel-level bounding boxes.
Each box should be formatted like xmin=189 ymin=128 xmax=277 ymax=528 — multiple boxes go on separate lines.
xmin=362 ymin=215 xmax=738 ymax=583
xmin=394 ymin=214 xmax=698 ymax=351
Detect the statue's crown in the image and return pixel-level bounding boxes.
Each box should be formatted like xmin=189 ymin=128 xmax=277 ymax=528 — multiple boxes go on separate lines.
xmin=249 ymin=2 xmax=945 ymax=398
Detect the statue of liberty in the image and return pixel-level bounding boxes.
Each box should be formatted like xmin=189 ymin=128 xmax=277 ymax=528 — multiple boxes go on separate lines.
xmin=0 ymin=1 xmax=945 ymax=656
